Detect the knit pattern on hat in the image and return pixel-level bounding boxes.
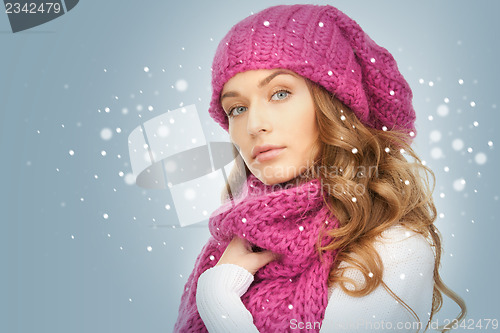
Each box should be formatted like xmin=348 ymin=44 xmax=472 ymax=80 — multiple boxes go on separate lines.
xmin=208 ymin=4 xmax=416 ymax=140
xmin=173 ymin=173 xmax=339 ymax=332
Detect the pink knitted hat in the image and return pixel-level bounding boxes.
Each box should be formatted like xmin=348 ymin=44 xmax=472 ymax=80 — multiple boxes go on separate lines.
xmin=208 ymin=4 xmax=416 ymax=139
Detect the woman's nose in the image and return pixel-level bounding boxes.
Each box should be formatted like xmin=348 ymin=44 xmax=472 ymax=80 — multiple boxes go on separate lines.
xmin=246 ymin=103 xmax=273 ymax=135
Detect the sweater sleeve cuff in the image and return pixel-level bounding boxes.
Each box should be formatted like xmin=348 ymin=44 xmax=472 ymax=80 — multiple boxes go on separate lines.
xmin=201 ymin=264 xmax=254 ymax=297
xmin=196 ymin=264 xmax=259 ymax=332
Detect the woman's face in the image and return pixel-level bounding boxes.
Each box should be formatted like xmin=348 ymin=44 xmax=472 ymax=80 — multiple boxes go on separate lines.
xmin=220 ymin=68 xmax=320 ymax=185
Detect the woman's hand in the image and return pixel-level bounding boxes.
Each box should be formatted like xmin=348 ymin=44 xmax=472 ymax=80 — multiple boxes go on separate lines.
xmin=216 ymin=236 xmax=281 ymax=275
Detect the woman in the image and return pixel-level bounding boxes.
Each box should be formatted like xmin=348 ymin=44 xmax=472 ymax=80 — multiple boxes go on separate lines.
xmin=174 ymin=4 xmax=466 ymax=332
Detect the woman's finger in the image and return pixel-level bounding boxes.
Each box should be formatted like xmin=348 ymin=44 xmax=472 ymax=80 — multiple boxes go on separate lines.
xmin=254 ymin=250 xmax=280 ymax=267
xmin=216 ymin=235 xmax=282 ymax=275
xmin=229 ymin=235 xmax=253 ymax=253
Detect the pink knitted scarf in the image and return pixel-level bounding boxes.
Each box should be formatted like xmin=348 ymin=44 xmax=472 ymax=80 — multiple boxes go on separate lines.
xmin=174 ymin=174 xmax=339 ymax=332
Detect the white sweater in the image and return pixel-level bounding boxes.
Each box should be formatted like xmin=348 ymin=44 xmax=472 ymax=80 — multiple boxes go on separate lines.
xmin=196 ymin=225 xmax=435 ymax=332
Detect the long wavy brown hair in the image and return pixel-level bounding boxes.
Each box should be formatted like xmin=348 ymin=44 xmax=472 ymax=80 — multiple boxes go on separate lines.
xmin=219 ymin=77 xmax=466 ymax=332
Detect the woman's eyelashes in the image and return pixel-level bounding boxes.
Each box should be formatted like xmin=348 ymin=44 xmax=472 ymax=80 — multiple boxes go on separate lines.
xmin=228 ymin=105 xmax=247 ymax=117
xmin=227 ymin=89 xmax=292 ymax=118
xmin=270 ymin=89 xmax=291 ymax=101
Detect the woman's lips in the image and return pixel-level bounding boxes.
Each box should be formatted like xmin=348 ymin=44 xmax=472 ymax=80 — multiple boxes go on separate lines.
xmin=254 ymin=147 xmax=286 ymax=162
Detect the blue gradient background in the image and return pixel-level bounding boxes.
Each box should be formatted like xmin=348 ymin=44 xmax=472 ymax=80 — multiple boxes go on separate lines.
xmin=1 ymin=1 xmax=498 ymax=332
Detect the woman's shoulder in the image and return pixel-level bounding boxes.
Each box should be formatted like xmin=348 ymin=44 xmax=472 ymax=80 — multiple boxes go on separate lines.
xmin=324 ymin=224 xmax=436 ymax=330
xmin=337 ymin=224 xmax=435 ymax=267
xmin=378 ymin=223 xmax=428 ymax=242
xmin=374 ymin=224 xmax=435 ymax=268
xmin=331 ymin=224 xmax=435 ymax=292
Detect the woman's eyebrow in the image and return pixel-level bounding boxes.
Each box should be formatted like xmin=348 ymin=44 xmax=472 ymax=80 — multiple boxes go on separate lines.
xmin=220 ymin=70 xmax=297 ymax=102
xmin=257 ymin=70 xmax=297 ymax=88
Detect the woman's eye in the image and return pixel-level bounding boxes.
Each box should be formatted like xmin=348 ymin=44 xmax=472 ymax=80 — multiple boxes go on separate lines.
xmin=271 ymin=90 xmax=291 ymax=101
xmin=229 ymin=105 xmax=247 ymax=117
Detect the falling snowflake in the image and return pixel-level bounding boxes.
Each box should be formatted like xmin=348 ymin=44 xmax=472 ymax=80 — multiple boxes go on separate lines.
xmin=453 ymin=178 xmax=466 ymax=192
xmin=100 ymin=128 xmax=113 ymax=140
xmin=474 ymin=152 xmax=487 ymax=165
xmin=175 ymin=79 xmax=188 ymax=92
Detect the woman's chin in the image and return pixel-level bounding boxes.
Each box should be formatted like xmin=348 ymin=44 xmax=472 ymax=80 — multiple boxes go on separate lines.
xmin=251 ymin=172 xmax=296 ymax=187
